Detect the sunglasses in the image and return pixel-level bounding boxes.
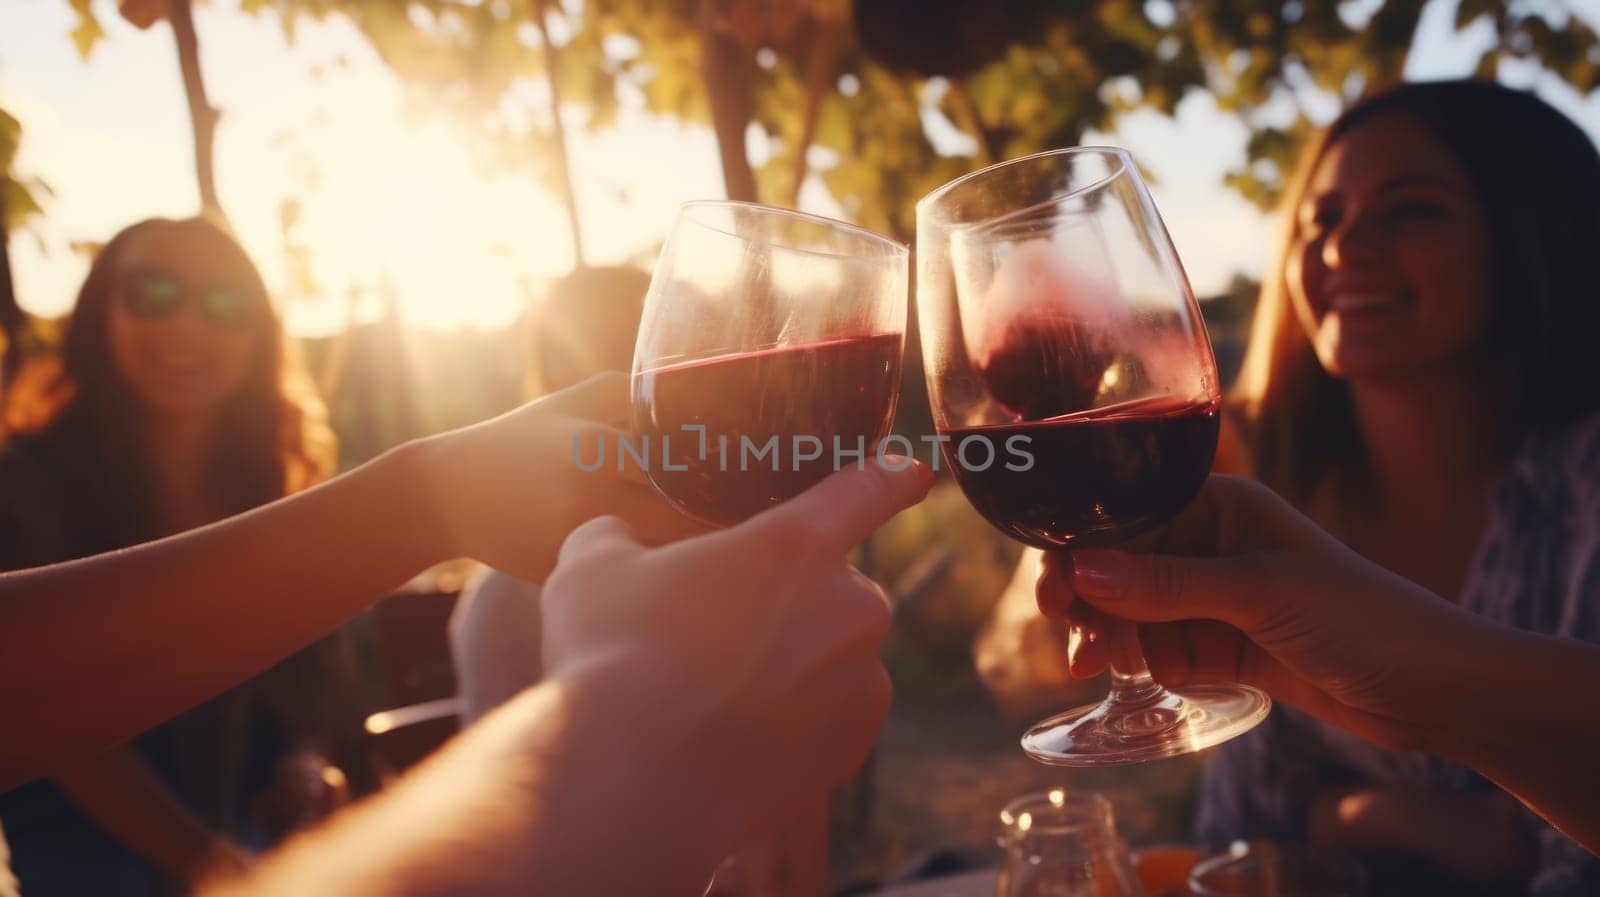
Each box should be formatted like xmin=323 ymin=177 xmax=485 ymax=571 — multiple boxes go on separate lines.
xmin=119 ymin=270 xmax=258 ymax=329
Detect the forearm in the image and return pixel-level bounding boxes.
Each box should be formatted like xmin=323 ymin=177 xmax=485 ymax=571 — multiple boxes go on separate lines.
xmin=55 ymin=749 xmax=243 ymax=880
xmin=206 ymin=670 xmax=724 ymax=897
xmin=1312 ymin=788 xmax=1532 ymax=883
xmin=0 ymin=442 xmax=449 ymax=788
xmin=1437 ymin=624 xmax=1600 ymax=856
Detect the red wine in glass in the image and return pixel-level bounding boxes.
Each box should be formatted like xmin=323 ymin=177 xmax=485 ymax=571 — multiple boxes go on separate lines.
xmin=975 ymin=315 xmax=1120 ymax=421
xmin=942 ymin=397 xmax=1218 ymax=548
xmin=634 ymin=332 xmax=902 ymax=526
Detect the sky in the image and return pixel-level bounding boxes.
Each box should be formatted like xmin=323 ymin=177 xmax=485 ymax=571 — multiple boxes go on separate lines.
xmin=2 ymin=0 xmax=1599 ymax=334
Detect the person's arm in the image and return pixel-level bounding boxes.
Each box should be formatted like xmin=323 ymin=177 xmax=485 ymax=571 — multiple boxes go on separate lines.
xmin=1039 ymin=475 xmax=1600 ymax=856
xmin=205 ymin=460 xmax=931 ymax=897
xmin=53 ymin=749 xmax=252 ymax=882
xmin=1307 ymin=786 xmax=1534 ymax=884
xmin=1439 ymin=626 xmax=1600 ymax=857
xmin=0 ymin=374 xmax=694 ymax=790
xmin=204 ymin=674 xmax=719 ymax=897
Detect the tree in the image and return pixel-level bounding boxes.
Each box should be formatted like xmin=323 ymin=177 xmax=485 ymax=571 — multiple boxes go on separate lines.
xmin=53 ymin=2 xmax=1600 ymax=241
xmin=225 ymin=1 xmax=1597 ymax=243
xmin=165 ymin=0 xmax=229 ymax=224
xmin=68 ymin=0 xmax=231 ymax=224
xmin=529 ymin=0 xmax=587 ymax=265
xmin=0 ymin=106 xmax=50 ymax=384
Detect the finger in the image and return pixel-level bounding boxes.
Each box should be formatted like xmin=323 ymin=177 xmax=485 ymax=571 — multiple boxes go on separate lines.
xmin=1138 ymin=620 xmax=1331 ymax=723
xmin=1063 ymin=596 xmax=1113 ymax=676
xmin=1135 ymin=619 xmax=1413 ymax=750
xmin=556 ymin=514 xmax=642 ymax=567
xmin=1067 ymin=548 xmax=1275 ymax=631
xmin=1035 ymin=553 xmax=1073 ymax=618
xmin=849 ymin=566 xmax=895 ymax=613
xmin=1184 ymin=618 xmax=1260 ymax=686
xmin=1066 ymin=623 xmax=1108 ymax=679
xmin=539 ymin=371 xmax=631 ymax=424
xmin=1139 ymin=622 xmax=1196 ymax=687
xmin=745 ymin=458 xmax=933 ymax=557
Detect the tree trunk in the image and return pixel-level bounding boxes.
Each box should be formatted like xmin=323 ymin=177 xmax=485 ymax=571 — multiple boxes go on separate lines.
xmin=788 ymin=17 xmax=841 ymax=207
xmin=698 ymin=0 xmax=759 ymax=203
xmin=532 ymin=0 xmax=586 ymax=268
xmin=168 ymin=0 xmax=227 ymax=224
xmin=0 ymin=187 xmax=22 ymax=385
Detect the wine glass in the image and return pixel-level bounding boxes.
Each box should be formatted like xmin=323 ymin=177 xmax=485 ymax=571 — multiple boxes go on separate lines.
xmin=916 ymin=147 xmax=1270 ymax=765
xmin=632 ymin=200 xmax=909 ymax=526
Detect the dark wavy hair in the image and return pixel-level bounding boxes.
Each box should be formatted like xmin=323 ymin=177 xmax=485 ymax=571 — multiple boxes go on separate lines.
xmin=5 ymin=216 xmax=335 ymax=554
xmin=1231 ymin=80 xmax=1600 ymax=502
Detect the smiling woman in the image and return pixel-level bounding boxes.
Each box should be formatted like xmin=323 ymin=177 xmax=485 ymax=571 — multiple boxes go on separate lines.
xmin=1204 ymin=79 xmax=1600 ymax=895
xmin=1284 ymin=118 xmax=1495 ymax=382
xmin=0 ymin=216 xmax=355 ymax=897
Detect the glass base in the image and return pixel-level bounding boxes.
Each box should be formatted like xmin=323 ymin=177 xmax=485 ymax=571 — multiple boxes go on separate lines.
xmin=1020 ymin=682 xmax=1271 ymax=766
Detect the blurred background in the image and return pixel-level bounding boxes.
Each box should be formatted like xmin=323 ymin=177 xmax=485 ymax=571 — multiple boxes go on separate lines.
xmin=3 ymin=0 xmax=1600 ymax=891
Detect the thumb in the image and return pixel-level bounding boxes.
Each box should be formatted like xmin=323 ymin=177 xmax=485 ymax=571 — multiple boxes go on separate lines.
xmin=556 ymin=514 xmax=643 ymax=568
xmin=744 ymin=457 xmax=934 ymax=556
xmin=1068 ymin=548 xmax=1275 ymax=632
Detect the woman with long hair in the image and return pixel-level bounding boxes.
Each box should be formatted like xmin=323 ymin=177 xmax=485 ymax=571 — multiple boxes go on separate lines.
xmin=0 ymin=216 xmax=343 ymax=895
xmin=1195 ymin=80 xmax=1600 ymax=893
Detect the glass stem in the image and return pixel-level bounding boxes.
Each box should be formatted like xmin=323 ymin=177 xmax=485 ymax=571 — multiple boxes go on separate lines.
xmin=1102 ymin=616 xmax=1163 ymax=703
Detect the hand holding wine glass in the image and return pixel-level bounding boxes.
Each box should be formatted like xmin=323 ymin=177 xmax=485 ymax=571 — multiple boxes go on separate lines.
xmin=542 ymin=461 xmax=932 ymax=858
xmin=1035 ymin=474 xmax=1489 ymax=755
xmin=917 ymin=147 xmax=1270 ymax=764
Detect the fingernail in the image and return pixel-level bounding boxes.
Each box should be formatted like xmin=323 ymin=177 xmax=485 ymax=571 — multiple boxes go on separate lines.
xmin=887 ymin=456 xmax=934 ymax=492
xmin=1070 ymin=550 xmax=1125 ymax=598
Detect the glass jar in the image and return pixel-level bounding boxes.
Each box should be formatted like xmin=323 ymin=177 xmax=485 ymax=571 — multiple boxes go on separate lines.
xmin=995 ymin=789 xmax=1146 ymax=897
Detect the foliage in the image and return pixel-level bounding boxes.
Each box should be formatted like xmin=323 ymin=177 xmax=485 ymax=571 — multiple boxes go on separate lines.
xmin=54 ymin=1 xmax=1600 ymax=227
xmin=0 ymin=108 xmax=49 ymax=234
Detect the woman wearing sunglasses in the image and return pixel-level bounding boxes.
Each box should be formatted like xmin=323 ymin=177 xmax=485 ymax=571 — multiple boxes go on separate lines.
xmin=0 ymin=217 xmax=347 ymax=896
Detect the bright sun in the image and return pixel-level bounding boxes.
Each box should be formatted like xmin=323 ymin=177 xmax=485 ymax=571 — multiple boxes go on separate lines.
xmin=2 ymin=5 xmax=733 ymax=337
xmin=279 ymin=116 xmax=576 ymax=334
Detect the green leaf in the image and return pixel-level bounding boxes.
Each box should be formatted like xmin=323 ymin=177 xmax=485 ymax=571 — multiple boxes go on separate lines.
xmin=215 ymin=0 xmax=1600 ymax=224
xmin=67 ymin=0 xmax=106 ymax=60
xmin=0 ymin=107 xmax=21 ymax=174
xmin=3 ymin=179 xmax=46 ymax=231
